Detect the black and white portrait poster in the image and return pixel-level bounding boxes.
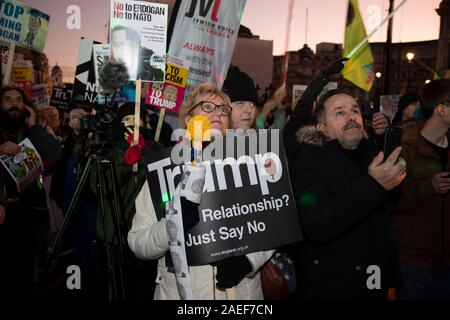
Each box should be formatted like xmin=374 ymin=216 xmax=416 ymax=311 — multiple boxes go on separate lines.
xmin=110 ymin=0 xmax=168 ymax=82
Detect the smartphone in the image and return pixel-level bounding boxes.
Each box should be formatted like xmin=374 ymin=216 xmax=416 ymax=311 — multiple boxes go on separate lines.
xmin=383 ymin=126 xmax=403 ymax=161
xmin=372 ymin=101 xmax=380 ymax=113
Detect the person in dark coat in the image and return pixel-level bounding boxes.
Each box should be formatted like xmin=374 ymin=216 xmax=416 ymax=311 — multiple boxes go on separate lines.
xmin=0 ymin=86 xmax=62 ymax=297
xmin=283 ymin=58 xmax=388 ymax=164
xmin=392 ymin=79 xmax=450 ymax=299
xmin=290 ymin=89 xmax=406 ymax=300
xmin=89 ymin=102 xmax=164 ymax=299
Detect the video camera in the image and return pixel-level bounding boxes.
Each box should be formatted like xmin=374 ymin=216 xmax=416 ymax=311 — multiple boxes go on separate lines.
xmin=79 ymin=106 xmax=116 ymax=154
xmin=80 ymin=107 xmax=115 ymax=133
xmin=78 ymin=60 xmax=129 ymax=153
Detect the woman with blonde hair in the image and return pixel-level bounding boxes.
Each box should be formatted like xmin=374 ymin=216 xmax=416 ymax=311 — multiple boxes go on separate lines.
xmin=128 ymin=82 xmax=273 ymax=299
xmin=178 ymin=82 xmax=231 ymax=135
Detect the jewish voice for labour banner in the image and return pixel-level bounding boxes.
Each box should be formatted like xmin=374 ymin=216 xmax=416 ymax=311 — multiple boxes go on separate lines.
xmin=0 ymin=0 xmax=50 ymax=52
xmin=109 ymin=0 xmax=168 ymax=82
xmin=168 ymin=0 xmax=246 ymax=92
xmin=144 ymin=131 xmax=303 ymax=266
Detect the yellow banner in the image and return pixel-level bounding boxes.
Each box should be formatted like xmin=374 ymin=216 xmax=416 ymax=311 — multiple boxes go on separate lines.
xmin=12 ymin=66 xmax=33 ymax=81
xmin=165 ymin=63 xmax=188 ymax=87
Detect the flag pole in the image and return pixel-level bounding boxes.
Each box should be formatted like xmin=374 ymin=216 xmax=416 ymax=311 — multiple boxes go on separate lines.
xmin=154 ymin=0 xmax=181 ymax=144
xmin=281 ymin=0 xmax=296 ymax=87
xmin=132 ymin=79 xmax=142 ymax=173
xmin=155 ymin=108 xmax=165 ymax=142
xmin=383 ymin=0 xmax=395 ymax=94
xmin=346 ymin=0 xmax=408 ymax=59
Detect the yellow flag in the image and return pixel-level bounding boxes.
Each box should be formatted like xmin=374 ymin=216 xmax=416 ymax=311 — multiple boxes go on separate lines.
xmin=342 ymin=0 xmax=375 ymax=92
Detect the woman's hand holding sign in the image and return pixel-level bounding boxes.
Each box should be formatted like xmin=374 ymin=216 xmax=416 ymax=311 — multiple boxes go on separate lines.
xmin=213 ymin=255 xmax=253 ymax=289
xmin=179 ymin=115 xmax=211 ymax=231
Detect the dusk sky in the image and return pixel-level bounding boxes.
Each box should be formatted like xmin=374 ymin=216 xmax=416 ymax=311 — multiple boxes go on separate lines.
xmin=25 ymin=0 xmax=442 ymax=74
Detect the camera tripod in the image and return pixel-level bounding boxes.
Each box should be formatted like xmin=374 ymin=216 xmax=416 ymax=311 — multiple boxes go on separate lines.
xmin=45 ymin=148 xmax=128 ymax=300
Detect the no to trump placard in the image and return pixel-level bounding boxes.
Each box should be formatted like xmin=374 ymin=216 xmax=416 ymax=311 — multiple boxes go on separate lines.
xmin=145 ymin=59 xmax=188 ymax=113
xmin=145 ymin=130 xmax=303 ymax=265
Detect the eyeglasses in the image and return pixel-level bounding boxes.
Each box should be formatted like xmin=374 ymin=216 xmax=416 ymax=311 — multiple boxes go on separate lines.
xmin=193 ymin=101 xmax=231 ymax=116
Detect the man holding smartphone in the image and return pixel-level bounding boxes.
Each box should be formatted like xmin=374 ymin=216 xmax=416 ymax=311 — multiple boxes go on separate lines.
xmin=290 ymin=89 xmax=406 ymax=299
xmin=392 ymin=79 xmax=450 ymax=300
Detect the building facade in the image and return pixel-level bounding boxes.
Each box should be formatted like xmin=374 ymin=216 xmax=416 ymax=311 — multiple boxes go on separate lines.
xmin=436 ymin=0 xmax=450 ymax=75
xmin=274 ymin=1 xmax=447 ymax=102
xmin=230 ymin=26 xmax=274 ymax=101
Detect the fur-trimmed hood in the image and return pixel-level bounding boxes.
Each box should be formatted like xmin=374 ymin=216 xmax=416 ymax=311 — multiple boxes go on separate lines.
xmin=295 ymin=124 xmax=328 ymax=146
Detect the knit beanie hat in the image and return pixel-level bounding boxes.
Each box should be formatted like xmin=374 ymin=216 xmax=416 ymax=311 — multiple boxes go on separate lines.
xmin=222 ymin=66 xmax=258 ymax=105
xmin=117 ymin=102 xmax=145 ymax=123
xmin=397 ymin=93 xmax=420 ymax=113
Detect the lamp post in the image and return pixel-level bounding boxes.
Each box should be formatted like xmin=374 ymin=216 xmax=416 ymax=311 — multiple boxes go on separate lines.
xmin=376 ymin=72 xmax=382 ymax=92
xmin=406 ymin=52 xmax=415 ymax=62
xmin=406 ymin=52 xmax=415 ymax=92
xmin=373 ymin=72 xmax=382 ymax=111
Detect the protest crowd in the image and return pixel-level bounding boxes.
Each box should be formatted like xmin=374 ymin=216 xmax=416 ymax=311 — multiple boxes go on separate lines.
xmin=0 ymin=0 xmax=449 ymax=301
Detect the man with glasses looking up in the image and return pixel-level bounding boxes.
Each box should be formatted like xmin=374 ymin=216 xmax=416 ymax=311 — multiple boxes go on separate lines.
xmin=392 ymin=79 xmax=450 ymax=300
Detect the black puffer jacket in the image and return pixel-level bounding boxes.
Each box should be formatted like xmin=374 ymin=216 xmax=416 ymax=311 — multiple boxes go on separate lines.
xmin=290 ymin=138 xmax=396 ymax=299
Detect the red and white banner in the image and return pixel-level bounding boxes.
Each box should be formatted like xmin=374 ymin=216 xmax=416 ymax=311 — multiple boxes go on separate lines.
xmin=168 ymin=0 xmax=246 ymax=93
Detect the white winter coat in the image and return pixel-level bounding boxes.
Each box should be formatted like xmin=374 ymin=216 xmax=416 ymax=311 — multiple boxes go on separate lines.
xmin=128 ymin=181 xmax=274 ymax=300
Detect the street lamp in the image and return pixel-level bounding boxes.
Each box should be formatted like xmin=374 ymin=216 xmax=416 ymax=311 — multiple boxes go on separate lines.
xmin=406 ymin=52 xmax=415 ymax=62
xmin=406 ymin=52 xmax=415 ymax=92
xmin=425 ymin=79 xmax=431 ymax=84
xmin=375 ymin=72 xmax=382 ymax=90
xmin=373 ymin=72 xmax=382 ymax=112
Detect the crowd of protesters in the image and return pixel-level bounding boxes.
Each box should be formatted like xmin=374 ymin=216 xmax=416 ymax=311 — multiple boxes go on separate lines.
xmin=0 ymin=57 xmax=449 ymax=300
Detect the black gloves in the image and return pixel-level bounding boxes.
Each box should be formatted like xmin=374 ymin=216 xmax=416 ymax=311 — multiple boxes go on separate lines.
xmin=214 ymin=255 xmax=253 ymax=289
xmin=322 ymin=57 xmax=349 ymax=76
xmin=180 ymin=197 xmax=200 ymax=232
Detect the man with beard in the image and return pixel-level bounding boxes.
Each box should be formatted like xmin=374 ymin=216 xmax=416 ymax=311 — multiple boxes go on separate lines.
xmin=290 ymin=89 xmax=406 ymax=299
xmin=0 ymin=86 xmax=62 ymax=297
